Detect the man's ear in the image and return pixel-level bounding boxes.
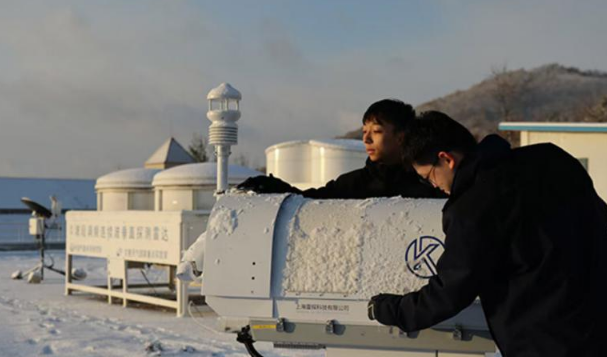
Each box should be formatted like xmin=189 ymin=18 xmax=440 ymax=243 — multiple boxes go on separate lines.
xmin=438 ymin=151 xmax=458 ymax=170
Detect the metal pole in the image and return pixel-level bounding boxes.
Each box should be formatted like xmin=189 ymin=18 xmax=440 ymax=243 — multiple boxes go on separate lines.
xmin=39 ymin=231 xmax=45 ymax=280
xmin=216 ymin=145 xmax=230 ymax=194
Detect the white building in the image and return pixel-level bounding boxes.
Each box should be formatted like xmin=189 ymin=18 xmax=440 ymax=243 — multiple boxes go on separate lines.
xmin=144 ymin=137 xmax=196 ymax=170
xmin=96 ymin=168 xmax=160 ymax=211
xmin=152 ymin=163 xmax=261 ymax=212
xmin=499 ymin=122 xmax=607 ymax=201
xmin=265 ymin=139 xmax=366 ymax=190
xmin=67 ymin=135 xmax=261 ymax=316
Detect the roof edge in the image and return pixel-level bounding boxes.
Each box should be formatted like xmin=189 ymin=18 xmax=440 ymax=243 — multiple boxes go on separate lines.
xmin=499 ymin=122 xmax=607 ymax=133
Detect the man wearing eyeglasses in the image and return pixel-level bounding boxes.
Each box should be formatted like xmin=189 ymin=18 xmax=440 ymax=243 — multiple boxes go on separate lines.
xmin=368 ymin=111 xmax=606 ymax=357
xmin=237 ymin=99 xmax=444 ymax=199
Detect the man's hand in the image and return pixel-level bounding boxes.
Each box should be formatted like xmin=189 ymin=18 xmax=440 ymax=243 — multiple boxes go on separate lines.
xmin=368 ymin=294 xmax=403 ymax=326
xmin=236 ymin=174 xmax=300 ymax=194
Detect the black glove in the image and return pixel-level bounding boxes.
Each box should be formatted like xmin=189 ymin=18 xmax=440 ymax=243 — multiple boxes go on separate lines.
xmin=236 ymin=174 xmax=301 ymax=194
xmin=368 ymin=293 xmax=403 ymax=326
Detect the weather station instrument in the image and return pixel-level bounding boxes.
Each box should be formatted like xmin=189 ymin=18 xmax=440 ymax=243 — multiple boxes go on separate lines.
xmin=11 ymin=197 xmax=85 ymax=283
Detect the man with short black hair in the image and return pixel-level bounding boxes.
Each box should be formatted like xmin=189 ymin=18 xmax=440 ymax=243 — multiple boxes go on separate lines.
xmin=238 ymin=100 xmax=444 ymax=199
xmin=368 ymin=111 xmax=606 ymax=357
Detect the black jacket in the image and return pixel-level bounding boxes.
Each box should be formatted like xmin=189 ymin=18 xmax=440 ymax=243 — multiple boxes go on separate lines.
xmin=375 ymin=135 xmax=607 ymax=357
xmin=300 ymin=158 xmax=445 ymax=199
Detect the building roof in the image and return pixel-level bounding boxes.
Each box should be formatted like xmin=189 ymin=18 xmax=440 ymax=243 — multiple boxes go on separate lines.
xmin=145 ymin=138 xmax=195 ymax=168
xmin=309 ymin=139 xmax=366 ymax=151
xmin=499 ymin=122 xmax=607 ymax=133
xmin=207 ymin=83 xmax=242 ymax=100
xmin=152 ymin=163 xmax=262 ymax=187
xmin=264 ymin=140 xmax=309 ymax=154
xmin=0 ymin=177 xmax=95 ymax=210
xmin=95 ymin=168 xmax=161 ymax=190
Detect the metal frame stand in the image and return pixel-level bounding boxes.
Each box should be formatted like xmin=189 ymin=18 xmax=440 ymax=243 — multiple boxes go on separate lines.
xmin=21 ymin=222 xmax=66 ymax=281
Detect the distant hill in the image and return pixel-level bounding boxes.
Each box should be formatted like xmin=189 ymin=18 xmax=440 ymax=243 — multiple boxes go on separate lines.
xmin=341 ymin=64 xmax=607 ymax=142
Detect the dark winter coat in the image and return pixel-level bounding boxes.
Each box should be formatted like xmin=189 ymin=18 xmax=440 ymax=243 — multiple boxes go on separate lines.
xmin=300 ymin=158 xmax=445 ymax=199
xmin=374 ymin=135 xmax=607 ymax=357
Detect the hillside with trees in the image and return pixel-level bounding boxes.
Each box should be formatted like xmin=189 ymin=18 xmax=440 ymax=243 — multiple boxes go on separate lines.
xmin=341 ymin=64 xmax=607 ymax=142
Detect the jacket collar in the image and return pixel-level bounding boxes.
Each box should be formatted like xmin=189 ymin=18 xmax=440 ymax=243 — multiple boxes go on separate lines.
xmin=365 ymin=157 xmax=413 ymax=182
xmin=447 ymin=135 xmax=511 ymax=204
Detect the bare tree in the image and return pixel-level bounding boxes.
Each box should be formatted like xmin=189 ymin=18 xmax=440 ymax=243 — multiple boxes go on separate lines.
xmin=489 ymin=65 xmax=534 ymax=122
xmin=233 ymin=153 xmax=250 ymax=168
xmin=582 ymin=96 xmax=607 ymax=122
xmin=188 ymin=133 xmax=209 ymax=162
xmin=489 ymin=65 xmax=538 ymax=148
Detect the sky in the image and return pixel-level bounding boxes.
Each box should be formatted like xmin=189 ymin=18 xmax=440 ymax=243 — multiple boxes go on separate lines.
xmin=0 ymin=0 xmax=606 ymax=178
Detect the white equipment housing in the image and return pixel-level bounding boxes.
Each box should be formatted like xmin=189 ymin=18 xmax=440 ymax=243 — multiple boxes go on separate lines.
xmin=202 ymin=193 xmax=494 ymax=356
xmin=29 ymin=217 xmax=45 ymax=236
xmin=65 ymin=210 xmax=207 ymax=316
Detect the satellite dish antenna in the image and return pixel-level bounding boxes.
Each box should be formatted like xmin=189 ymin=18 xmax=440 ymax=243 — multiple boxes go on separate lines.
xmin=21 ymin=197 xmax=52 ymax=218
xmin=12 ymin=197 xmax=65 ymax=282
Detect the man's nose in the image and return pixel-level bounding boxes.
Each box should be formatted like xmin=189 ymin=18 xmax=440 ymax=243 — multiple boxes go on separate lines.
xmin=363 ymin=132 xmax=372 ymax=143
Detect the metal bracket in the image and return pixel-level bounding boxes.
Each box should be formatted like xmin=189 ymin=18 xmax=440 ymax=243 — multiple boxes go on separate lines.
xmin=325 ymin=320 xmax=336 ymax=335
xmin=276 ymin=318 xmax=286 ymax=333
xmin=452 ymin=325 xmax=464 ymax=341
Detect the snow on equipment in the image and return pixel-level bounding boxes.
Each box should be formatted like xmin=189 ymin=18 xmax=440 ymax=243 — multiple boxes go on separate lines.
xmin=197 ymin=193 xmax=495 ymax=356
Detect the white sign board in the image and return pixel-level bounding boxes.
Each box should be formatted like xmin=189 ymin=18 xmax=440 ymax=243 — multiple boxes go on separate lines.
xmin=66 ymin=211 xmax=208 ymax=265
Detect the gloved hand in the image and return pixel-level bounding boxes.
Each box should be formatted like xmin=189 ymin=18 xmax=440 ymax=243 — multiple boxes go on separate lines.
xmin=236 ymin=174 xmax=301 ymax=194
xmin=368 ymin=293 xmax=403 ymax=326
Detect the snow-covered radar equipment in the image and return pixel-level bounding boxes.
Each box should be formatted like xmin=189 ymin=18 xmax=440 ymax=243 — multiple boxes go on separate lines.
xmin=201 ymin=194 xmax=495 ymax=356
xmin=207 ymin=83 xmax=242 ymax=194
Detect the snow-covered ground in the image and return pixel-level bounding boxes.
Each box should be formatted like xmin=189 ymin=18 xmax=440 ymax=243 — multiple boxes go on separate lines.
xmin=0 ymin=250 xmax=322 ymax=357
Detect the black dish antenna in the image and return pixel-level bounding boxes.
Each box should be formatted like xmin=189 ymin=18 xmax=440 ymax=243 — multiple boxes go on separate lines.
xmin=21 ymin=197 xmax=52 ymax=218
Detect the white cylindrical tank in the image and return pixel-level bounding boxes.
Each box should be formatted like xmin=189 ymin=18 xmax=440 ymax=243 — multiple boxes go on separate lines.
xmin=95 ymin=168 xmax=160 ymax=211
xmin=265 ymin=140 xmax=310 ymax=184
xmin=152 ymin=163 xmax=262 ymax=211
xmin=265 ymin=139 xmax=366 ymax=190
xmin=309 ymin=139 xmax=366 ymax=185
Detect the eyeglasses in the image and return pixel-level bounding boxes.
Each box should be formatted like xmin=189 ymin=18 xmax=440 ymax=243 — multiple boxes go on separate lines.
xmin=418 ymin=157 xmax=439 ymax=187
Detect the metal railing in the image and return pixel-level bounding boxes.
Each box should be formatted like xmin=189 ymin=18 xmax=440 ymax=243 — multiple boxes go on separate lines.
xmin=0 ymin=221 xmax=66 ymax=246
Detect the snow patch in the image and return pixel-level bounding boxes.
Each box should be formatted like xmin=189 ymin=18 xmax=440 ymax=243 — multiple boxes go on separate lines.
xmin=207 ymin=206 xmax=240 ymax=240
xmin=280 ymin=197 xmax=446 ymax=298
xmin=0 ymin=250 xmax=322 ymax=356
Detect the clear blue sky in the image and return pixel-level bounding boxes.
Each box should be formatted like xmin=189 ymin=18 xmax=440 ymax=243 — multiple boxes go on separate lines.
xmin=1 ymin=0 xmax=606 ymax=177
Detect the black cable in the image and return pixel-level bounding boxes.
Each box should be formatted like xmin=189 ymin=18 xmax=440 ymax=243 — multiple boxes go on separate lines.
xmin=42 ymin=248 xmax=66 ymax=275
xmin=140 ymin=268 xmax=159 ymax=296
xmin=236 ymin=326 xmax=264 ymax=357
